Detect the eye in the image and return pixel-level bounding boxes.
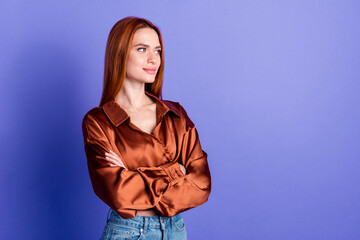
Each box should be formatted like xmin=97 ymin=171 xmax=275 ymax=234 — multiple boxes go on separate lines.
xmin=155 ymin=49 xmax=162 ymax=54
xmin=137 ymin=48 xmax=146 ymax=52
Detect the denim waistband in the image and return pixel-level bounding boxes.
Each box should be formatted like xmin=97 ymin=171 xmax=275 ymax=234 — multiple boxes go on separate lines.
xmin=107 ymin=208 xmax=182 ymax=230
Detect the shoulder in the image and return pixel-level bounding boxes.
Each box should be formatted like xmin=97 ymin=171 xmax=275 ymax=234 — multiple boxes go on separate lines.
xmin=162 ymin=99 xmax=181 ymax=115
xmin=82 ymin=107 xmax=105 ymax=125
xmin=162 ymin=99 xmax=195 ymax=131
xmin=82 ymin=106 xmax=110 ymax=139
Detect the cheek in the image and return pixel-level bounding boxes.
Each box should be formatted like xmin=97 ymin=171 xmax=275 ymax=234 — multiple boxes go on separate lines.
xmin=126 ymin=59 xmax=138 ymax=76
xmin=128 ymin=55 xmax=142 ymax=67
xmin=156 ymin=57 xmax=162 ymax=68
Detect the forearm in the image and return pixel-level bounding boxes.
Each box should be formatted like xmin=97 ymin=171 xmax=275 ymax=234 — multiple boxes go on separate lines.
xmin=154 ymin=153 xmax=211 ymax=217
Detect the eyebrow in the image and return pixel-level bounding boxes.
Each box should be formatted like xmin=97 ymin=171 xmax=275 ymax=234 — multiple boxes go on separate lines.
xmin=134 ymin=43 xmax=162 ymax=49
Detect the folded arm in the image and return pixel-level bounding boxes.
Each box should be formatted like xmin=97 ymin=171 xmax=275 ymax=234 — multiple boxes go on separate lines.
xmin=82 ymin=114 xmax=184 ymax=219
xmin=82 ymin=104 xmax=211 ymax=218
xmin=155 ymin=123 xmax=212 ymax=216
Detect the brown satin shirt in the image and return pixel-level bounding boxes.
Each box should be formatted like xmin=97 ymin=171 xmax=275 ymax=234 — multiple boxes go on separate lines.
xmin=81 ymin=91 xmax=211 ymax=219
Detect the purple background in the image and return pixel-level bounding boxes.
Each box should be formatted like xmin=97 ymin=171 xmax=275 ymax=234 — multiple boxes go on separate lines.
xmin=1 ymin=1 xmax=360 ymax=239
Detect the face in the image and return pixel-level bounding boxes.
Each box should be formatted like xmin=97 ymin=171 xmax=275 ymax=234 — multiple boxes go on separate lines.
xmin=125 ymin=28 xmax=162 ymax=84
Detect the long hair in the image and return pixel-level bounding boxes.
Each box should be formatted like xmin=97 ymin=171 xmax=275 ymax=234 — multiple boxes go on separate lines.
xmin=99 ymin=16 xmax=165 ymax=106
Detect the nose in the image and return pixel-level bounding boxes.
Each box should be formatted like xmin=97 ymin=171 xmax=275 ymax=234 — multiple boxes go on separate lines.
xmin=147 ymin=52 xmax=157 ymax=64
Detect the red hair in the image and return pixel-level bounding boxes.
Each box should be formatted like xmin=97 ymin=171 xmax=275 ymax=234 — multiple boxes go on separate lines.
xmin=99 ymin=17 xmax=165 ymax=106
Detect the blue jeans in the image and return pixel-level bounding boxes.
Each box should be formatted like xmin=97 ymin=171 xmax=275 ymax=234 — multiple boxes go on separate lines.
xmin=100 ymin=208 xmax=187 ymax=240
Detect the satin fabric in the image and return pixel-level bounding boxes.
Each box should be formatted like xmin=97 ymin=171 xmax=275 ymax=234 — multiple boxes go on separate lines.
xmin=82 ymin=91 xmax=211 ymax=219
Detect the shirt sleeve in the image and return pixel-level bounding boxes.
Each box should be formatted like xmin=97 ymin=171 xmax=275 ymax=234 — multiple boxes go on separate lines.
xmin=82 ymin=114 xmax=185 ymax=219
xmin=154 ymin=105 xmax=212 ymax=217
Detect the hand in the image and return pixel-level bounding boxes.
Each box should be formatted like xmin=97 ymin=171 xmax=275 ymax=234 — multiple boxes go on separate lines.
xmin=179 ymin=164 xmax=187 ymax=175
xmin=105 ymin=150 xmax=127 ymax=170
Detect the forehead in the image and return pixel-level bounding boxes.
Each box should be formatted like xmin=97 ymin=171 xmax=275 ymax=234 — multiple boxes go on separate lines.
xmin=132 ymin=28 xmax=160 ymax=45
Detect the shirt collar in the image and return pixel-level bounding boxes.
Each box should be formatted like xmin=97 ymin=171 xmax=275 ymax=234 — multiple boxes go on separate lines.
xmin=103 ymin=91 xmax=181 ymax=127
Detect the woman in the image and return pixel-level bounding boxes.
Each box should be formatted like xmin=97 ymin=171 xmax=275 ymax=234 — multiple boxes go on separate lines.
xmin=82 ymin=16 xmax=211 ymax=240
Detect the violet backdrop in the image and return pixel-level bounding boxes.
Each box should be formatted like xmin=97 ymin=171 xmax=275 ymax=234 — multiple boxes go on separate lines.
xmin=1 ymin=1 xmax=360 ymax=239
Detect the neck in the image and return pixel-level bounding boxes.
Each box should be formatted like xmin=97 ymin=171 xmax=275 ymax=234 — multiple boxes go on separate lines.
xmin=115 ymin=83 xmax=153 ymax=110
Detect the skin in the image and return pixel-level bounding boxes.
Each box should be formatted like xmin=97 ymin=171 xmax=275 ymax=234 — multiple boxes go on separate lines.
xmin=104 ymin=27 xmax=186 ymax=216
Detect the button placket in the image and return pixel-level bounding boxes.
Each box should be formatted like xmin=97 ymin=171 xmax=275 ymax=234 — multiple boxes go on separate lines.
xmin=153 ymin=136 xmax=173 ymax=161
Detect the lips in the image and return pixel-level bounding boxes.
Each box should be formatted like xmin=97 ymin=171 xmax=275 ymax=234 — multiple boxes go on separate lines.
xmin=143 ymin=68 xmax=157 ymax=74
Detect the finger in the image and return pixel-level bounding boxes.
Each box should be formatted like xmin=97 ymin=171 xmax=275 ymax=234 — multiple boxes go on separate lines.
xmin=105 ymin=156 xmax=126 ymax=168
xmin=107 ymin=159 xmax=124 ymax=167
xmin=105 ymin=152 xmax=123 ymax=162
xmin=179 ymin=164 xmax=187 ymax=175
xmin=109 ymin=163 xmax=127 ymax=170
xmin=107 ymin=151 xmax=122 ymax=161
xmin=109 ymin=163 xmax=126 ymax=168
xmin=106 ymin=154 xmax=125 ymax=166
xmin=105 ymin=151 xmax=127 ymax=169
xmin=108 ymin=161 xmax=126 ymax=168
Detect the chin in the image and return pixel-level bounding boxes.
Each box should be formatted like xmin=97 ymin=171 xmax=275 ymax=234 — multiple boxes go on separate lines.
xmin=127 ymin=76 xmax=156 ymax=85
xmin=143 ymin=77 xmax=156 ymax=84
